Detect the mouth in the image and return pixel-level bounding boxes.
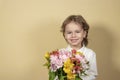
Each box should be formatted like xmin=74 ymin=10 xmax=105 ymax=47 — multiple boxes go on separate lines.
xmin=70 ymin=39 xmax=78 ymax=43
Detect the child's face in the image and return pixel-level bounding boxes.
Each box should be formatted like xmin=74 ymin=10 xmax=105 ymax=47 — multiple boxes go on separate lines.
xmin=64 ymin=22 xmax=86 ymax=48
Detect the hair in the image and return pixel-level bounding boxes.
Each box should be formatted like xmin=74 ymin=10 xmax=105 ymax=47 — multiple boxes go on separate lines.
xmin=61 ymin=15 xmax=90 ymax=46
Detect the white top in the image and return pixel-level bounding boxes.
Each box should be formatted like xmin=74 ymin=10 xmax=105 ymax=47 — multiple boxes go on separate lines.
xmin=65 ymin=45 xmax=98 ymax=80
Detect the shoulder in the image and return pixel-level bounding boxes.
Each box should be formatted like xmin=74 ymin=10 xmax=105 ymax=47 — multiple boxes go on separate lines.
xmin=82 ymin=47 xmax=97 ymax=61
xmin=83 ymin=47 xmax=96 ymax=56
xmin=85 ymin=47 xmax=95 ymax=53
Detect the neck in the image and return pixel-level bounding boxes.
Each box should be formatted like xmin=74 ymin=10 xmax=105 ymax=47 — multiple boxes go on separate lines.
xmin=70 ymin=45 xmax=82 ymax=50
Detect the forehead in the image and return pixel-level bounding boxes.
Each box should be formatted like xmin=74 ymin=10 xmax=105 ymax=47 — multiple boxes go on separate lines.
xmin=65 ymin=22 xmax=83 ymax=30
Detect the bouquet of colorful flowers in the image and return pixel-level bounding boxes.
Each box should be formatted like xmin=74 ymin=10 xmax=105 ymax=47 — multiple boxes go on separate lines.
xmin=44 ymin=49 xmax=89 ymax=80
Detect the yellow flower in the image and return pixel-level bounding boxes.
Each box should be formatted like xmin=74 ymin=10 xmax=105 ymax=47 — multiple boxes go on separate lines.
xmin=44 ymin=52 xmax=50 ymax=59
xmin=76 ymin=52 xmax=83 ymax=55
xmin=63 ymin=58 xmax=75 ymax=79
xmin=67 ymin=73 xmax=76 ymax=79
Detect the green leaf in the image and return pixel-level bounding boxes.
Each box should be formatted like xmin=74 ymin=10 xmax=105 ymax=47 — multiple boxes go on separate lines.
xmin=49 ymin=70 xmax=56 ymax=80
xmin=59 ymin=76 xmax=66 ymax=80
xmin=43 ymin=62 xmax=50 ymax=69
xmin=43 ymin=62 xmax=48 ymax=66
xmin=75 ymin=76 xmax=82 ymax=80
xmin=75 ymin=77 xmax=82 ymax=80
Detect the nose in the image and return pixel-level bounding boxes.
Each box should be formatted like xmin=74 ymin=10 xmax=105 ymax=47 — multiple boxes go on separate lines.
xmin=72 ymin=32 xmax=76 ymax=37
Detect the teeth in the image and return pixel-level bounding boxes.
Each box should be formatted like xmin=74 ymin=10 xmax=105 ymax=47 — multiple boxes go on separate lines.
xmin=71 ymin=39 xmax=77 ymax=42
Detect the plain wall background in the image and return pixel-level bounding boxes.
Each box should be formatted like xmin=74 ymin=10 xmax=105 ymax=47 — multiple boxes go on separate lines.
xmin=0 ymin=0 xmax=120 ymax=80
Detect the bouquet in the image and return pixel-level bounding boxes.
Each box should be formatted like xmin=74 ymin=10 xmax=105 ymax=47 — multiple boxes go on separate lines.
xmin=44 ymin=49 xmax=89 ymax=80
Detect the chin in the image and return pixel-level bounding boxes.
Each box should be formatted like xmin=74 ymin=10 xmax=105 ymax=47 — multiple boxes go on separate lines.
xmin=70 ymin=43 xmax=79 ymax=46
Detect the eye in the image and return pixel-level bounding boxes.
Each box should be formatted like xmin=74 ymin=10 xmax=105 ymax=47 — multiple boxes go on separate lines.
xmin=75 ymin=30 xmax=81 ymax=33
xmin=66 ymin=31 xmax=72 ymax=34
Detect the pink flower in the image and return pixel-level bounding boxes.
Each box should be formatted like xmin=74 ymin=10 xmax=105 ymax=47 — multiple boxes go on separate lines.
xmin=75 ymin=54 xmax=84 ymax=61
xmin=59 ymin=49 xmax=72 ymax=62
xmin=44 ymin=49 xmax=90 ymax=80
xmin=50 ymin=55 xmax=63 ymax=71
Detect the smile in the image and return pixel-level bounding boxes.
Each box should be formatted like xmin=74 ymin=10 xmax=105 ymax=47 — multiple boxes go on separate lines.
xmin=70 ymin=39 xmax=78 ymax=42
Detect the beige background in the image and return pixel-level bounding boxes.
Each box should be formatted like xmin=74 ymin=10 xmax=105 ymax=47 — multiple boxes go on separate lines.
xmin=0 ymin=0 xmax=120 ymax=80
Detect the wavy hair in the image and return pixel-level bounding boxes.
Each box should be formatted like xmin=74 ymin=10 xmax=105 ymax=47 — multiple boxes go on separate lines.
xmin=61 ymin=15 xmax=89 ymax=46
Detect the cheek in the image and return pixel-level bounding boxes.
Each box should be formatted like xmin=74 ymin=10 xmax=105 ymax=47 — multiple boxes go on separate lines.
xmin=64 ymin=34 xmax=68 ymax=39
xmin=77 ymin=34 xmax=85 ymax=40
xmin=64 ymin=34 xmax=70 ymax=40
xmin=80 ymin=32 xmax=86 ymax=37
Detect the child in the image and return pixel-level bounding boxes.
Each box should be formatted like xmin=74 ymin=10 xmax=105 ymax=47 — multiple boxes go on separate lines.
xmin=61 ymin=15 xmax=98 ymax=80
